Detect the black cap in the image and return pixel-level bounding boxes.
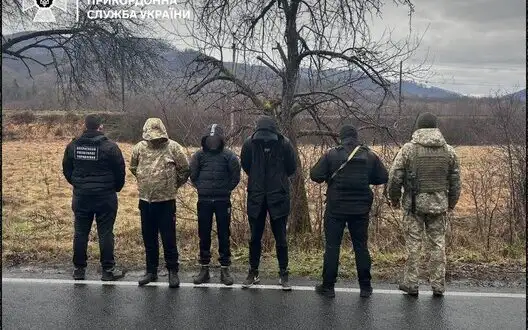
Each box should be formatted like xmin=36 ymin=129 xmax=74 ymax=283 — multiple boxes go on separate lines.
xmin=339 ymin=125 xmax=358 ymax=141
xmin=85 ymin=114 xmax=102 ymax=130
xmin=415 ymin=112 xmax=438 ymax=129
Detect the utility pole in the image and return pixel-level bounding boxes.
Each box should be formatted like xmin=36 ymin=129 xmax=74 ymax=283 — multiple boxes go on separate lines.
xmin=230 ymin=40 xmax=236 ymax=133
xmin=398 ymin=60 xmax=403 ymax=115
xmin=121 ymin=48 xmax=125 ymax=112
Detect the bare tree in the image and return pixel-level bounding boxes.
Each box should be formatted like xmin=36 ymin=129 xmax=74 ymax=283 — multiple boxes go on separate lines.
xmin=2 ymin=0 xmax=167 ymax=108
xmin=170 ymin=0 xmax=424 ymax=234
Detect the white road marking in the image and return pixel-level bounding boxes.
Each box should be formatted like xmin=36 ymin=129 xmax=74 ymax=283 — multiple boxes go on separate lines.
xmin=2 ymin=277 xmax=525 ymax=299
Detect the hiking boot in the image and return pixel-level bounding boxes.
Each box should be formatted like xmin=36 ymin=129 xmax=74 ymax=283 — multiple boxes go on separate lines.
xmin=101 ymin=267 xmax=125 ymax=281
xmin=138 ymin=273 xmax=158 ymax=286
xmin=315 ymin=284 xmax=336 ymax=298
xmin=73 ymin=267 xmax=86 ymax=280
xmin=360 ymin=286 xmax=373 ymax=298
xmin=193 ymin=265 xmax=211 ymax=285
xmin=279 ymin=271 xmax=292 ymax=291
xmin=399 ymin=284 xmax=419 ymax=296
xmin=220 ymin=266 xmax=234 ymax=286
xmin=168 ymin=269 xmax=180 ymax=288
xmin=242 ymin=269 xmax=260 ymax=288
xmin=432 ymin=287 xmax=445 ymax=297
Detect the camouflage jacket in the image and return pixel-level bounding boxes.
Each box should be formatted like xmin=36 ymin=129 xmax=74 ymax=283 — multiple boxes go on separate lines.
xmin=387 ymin=128 xmax=461 ymax=214
xmin=130 ymin=118 xmax=190 ymax=202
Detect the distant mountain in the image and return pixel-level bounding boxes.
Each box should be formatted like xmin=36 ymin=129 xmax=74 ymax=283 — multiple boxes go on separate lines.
xmin=3 ymin=32 xmax=463 ymax=105
xmin=505 ymin=89 xmax=526 ymax=101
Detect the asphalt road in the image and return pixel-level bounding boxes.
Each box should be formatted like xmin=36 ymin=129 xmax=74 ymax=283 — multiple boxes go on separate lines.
xmin=2 ymin=278 xmax=526 ymax=330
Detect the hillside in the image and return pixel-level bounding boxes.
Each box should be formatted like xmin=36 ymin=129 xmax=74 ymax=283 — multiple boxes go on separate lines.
xmin=2 ymin=32 xmax=463 ymax=110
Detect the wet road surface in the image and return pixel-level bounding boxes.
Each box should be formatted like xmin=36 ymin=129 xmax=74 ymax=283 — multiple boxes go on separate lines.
xmin=2 ymin=277 xmax=526 ymax=329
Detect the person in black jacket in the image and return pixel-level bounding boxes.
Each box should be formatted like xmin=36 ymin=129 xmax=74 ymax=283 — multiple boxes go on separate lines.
xmin=190 ymin=124 xmax=241 ymax=286
xmin=240 ymin=116 xmax=297 ymax=291
xmin=310 ymin=125 xmax=388 ymax=298
xmin=62 ymin=114 xmax=126 ymax=281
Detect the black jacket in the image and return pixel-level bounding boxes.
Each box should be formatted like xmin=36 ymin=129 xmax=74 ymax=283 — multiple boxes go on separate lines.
xmin=310 ymin=136 xmax=388 ymax=215
xmin=190 ymin=124 xmax=241 ymax=201
xmin=62 ymin=130 xmax=126 ymax=196
xmin=240 ymin=116 xmax=297 ymax=219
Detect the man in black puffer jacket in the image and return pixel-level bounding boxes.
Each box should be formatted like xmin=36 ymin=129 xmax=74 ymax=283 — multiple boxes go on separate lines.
xmin=190 ymin=124 xmax=241 ymax=286
xmin=240 ymin=116 xmax=297 ymax=291
xmin=310 ymin=125 xmax=388 ymax=298
xmin=62 ymin=114 xmax=126 ymax=281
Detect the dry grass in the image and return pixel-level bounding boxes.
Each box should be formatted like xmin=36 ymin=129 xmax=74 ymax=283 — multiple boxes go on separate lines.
xmin=2 ymin=132 xmax=525 ymax=280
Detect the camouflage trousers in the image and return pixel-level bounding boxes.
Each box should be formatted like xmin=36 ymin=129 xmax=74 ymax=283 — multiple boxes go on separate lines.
xmin=402 ymin=212 xmax=447 ymax=290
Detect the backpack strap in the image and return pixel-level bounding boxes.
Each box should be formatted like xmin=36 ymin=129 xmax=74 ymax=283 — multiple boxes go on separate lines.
xmin=330 ymin=145 xmax=361 ymax=181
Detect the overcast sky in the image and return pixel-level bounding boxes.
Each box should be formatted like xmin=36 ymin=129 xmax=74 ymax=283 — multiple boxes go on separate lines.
xmin=5 ymin=0 xmax=525 ymax=96
xmin=374 ymin=0 xmax=526 ymax=96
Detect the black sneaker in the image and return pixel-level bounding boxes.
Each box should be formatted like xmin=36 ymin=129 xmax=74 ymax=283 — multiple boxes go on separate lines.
xmin=360 ymin=286 xmax=373 ymax=298
xmin=315 ymin=284 xmax=336 ymax=298
xmin=242 ymin=269 xmax=260 ymax=288
xmin=168 ymin=269 xmax=180 ymax=288
xmin=399 ymin=284 xmax=419 ymax=296
xmin=220 ymin=266 xmax=234 ymax=286
xmin=138 ymin=273 xmax=158 ymax=286
xmin=193 ymin=265 xmax=211 ymax=285
xmin=279 ymin=272 xmax=292 ymax=291
xmin=73 ymin=267 xmax=86 ymax=280
xmin=101 ymin=267 xmax=125 ymax=281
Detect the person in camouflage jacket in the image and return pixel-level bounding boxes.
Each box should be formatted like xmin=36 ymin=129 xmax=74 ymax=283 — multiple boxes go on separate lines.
xmin=387 ymin=112 xmax=461 ymax=297
xmin=130 ymin=118 xmax=190 ymax=288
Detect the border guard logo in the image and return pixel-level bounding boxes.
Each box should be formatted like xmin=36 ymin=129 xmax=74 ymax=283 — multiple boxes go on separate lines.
xmin=22 ymin=0 xmax=68 ymax=22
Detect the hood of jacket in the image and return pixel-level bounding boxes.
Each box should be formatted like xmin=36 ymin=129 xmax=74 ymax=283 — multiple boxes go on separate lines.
xmin=201 ymin=123 xmax=225 ymax=151
xmin=411 ymin=128 xmax=446 ymax=147
xmin=252 ymin=116 xmax=280 ymax=142
xmin=142 ymin=118 xmax=169 ymax=142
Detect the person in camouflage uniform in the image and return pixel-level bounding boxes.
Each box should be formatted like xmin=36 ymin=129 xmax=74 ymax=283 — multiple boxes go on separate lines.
xmin=387 ymin=112 xmax=461 ymax=297
xmin=130 ymin=118 xmax=190 ymax=288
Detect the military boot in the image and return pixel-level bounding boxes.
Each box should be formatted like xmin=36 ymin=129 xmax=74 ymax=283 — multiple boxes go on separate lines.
xmin=193 ymin=265 xmax=211 ymax=285
xmin=138 ymin=273 xmax=158 ymax=286
xmin=399 ymin=283 xmax=419 ymax=296
xmin=168 ymin=269 xmax=180 ymax=288
xmin=220 ymin=266 xmax=234 ymax=286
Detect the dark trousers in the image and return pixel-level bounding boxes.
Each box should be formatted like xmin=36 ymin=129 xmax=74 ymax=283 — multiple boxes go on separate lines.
xmin=322 ymin=212 xmax=372 ymax=288
xmin=248 ymin=200 xmax=288 ymax=273
xmin=72 ymin=193 xmax=117 ymax=270
xmin=139 ymin=199 xmax=179 ymax=273
xmin=197 ymin=200 xmax=232 ymax=266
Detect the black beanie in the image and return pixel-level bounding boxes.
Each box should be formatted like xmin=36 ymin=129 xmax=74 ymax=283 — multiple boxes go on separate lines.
xmin=85 ymin=114 xmax=102 ymax=130
xmin=415 ymin=112 xmax=438 ymax=129
xmin=339 ymin=125 xmax=358 ymax=141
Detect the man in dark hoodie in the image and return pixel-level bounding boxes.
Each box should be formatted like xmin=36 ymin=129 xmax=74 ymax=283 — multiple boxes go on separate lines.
xmin=240 ymin=116 xmax=297 ymax=291
xmin=310 ymin=125 xmax=388 ymax=298
xmin=62 ymin=114 xmax=126 ymax=281
xmin=189 ymin=124 xmax=241 ymax=286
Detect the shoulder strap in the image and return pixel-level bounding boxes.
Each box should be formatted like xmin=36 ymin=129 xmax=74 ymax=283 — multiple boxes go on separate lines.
xmin=330 ymin=145 xmax=361 ymax=181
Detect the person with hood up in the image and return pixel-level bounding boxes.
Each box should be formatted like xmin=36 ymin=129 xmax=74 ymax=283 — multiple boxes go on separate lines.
xmin=63 ymin=114 xmax=126 ymax=281
xmin=239 ymin=116 xmax=297 ymax=291
xmin=387 ymin=112 xmax=461 ymax=297
xmin=130 ymin=118 xmax=190 ymax=288
xmin=310 ymin=124 xmax=388 ymax=298
xmin=189 ymin=124 xmax=241 ymax=286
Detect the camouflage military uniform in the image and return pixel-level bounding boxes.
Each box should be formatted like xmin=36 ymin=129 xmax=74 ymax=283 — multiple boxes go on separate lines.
xmin=130 ymin=118 xmax=190 ymax=202
xmin=387 ymin=127 xmax=461 ymax=292
xmin=130 ymin=118 xmax=190 ymax=278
